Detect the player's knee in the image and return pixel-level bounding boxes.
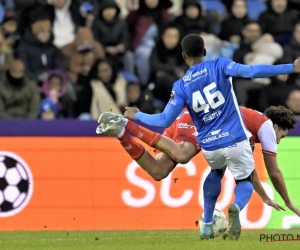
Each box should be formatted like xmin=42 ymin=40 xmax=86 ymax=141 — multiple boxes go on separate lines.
xmin=152 ymin=173 xmax=166 ymax=181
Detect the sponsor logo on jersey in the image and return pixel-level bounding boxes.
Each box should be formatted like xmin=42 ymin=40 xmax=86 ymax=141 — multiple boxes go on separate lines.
xmin=183 ymin=68 xmax=207 ymax=82
xmin=170 ymin=91 xmax=175 ymax=99
xmin=177 ymin=123 xmax=195 ymax=130
xmin=203 ymin=110 xmax=222 ymax=122
xmin=227 ymin=62 xmax=236 ymax=69
xmin=202 ymin=131 xmax=229 ymax=144
xmin=169 ymin=91 xmax=177 ymax=105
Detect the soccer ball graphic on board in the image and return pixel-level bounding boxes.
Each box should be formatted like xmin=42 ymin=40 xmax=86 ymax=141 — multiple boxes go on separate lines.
xmin=0 ymin=152 xmax=33 ymax=217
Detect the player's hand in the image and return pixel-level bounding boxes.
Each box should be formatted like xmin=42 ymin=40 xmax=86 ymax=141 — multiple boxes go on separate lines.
xmin=285 ymin=201 xmax=300 ymax=216
xmin=264 ymin=198 xmax=285 ymax=211
xmin=124 ymin=107 xmax=140 ymax=120
xmin=293 ymin=57 xmax=300 ymax=73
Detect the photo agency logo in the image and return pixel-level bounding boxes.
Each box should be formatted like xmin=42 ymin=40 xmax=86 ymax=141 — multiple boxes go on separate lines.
xmin=260 ymin=233 xmax=300 ymax=242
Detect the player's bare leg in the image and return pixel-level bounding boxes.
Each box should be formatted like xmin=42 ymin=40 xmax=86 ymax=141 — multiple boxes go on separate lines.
xmin=137 ymin=151 xmax=177 ymax=181
xmin=97 ymin=112 xmax=197 ymax=164
xmin=125 ymin=120 xmax=197 ymax=163
xmin=96 ymin=123 xmax=176 ymax=181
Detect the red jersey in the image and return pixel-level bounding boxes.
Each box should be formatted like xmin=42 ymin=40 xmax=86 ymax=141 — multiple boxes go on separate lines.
xmin=159 ymin=108 xmax=277 ymax=157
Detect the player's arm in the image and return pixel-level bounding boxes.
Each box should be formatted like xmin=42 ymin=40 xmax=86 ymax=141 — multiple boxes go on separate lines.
xmin=223 ymin=58 xmax=296 ymax=78
xmin=263 ymin=154 xmax=300 ymax=216
xmin=252 ymin=168 xmax=285 ymax=211
xmin=258 ymin=121 xmax=300 ymax=216
xmin=263 ymin=154 xmax=291 ymax=203
xmin=128 ymin=82 xmax=185 ymax=128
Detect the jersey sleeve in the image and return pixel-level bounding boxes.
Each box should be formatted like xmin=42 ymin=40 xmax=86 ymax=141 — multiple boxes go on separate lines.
xmin=257 ymin=120 xmax=277 ymax=156
xmin=134 ymin=81 xmax=184 ymax=127
xmin=218 ymin=58 xmax=239 ymax=77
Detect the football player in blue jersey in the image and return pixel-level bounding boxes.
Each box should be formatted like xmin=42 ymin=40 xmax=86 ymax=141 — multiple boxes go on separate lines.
xmin=100 ymin=34 xmax=300 ymax=240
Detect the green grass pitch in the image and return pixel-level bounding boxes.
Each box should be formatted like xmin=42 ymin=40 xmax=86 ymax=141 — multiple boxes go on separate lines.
xmin=0 ymin=230 xmax=300 ymax=250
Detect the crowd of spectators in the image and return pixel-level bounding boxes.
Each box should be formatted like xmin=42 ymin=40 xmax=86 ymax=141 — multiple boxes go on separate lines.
xmin=0 ymin=0 xmax=299 ymax=120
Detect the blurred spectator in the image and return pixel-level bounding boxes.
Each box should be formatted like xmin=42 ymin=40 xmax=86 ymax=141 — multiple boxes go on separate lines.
xmin=17 ymin=18 xmax=65 ymax=84
xmin=202 ymin=34 xmax=239 ymax=60
xmin=233 ymin=21 xmax=283 ymax=106
xmin=39 ymin=89 xmax=60 ymax=120
xmin=0 ymin=28 xmax=13 ymax=73
xmin=169 ymin=0 xmax=183 ymax=17
xmin=126 ymin=81 xmax=155 ymax=114
xmin=79 ymin=1 xmax=96 ymax=28
xmin=74 ymin=59 xmax=127 ymax=119
xmin=282 ymin=23 xmax=300 ymax=84
xmin=258 ymin=0 xmax=299 ymax=45
xmin=1 ymin=13 xmax=20 ymax=50
xmin=259 ymin=74 xmax=295 ymax=112
xmin=0 ymin=0 xmax=14 ymax=11
xmin=219 ymin=0 xmax=248 ymax=44
xmin=174 ymin=0 xmax=213 ymax=38
xmin=92 ymin=0 xmax=128 ymax=70
xmin=47 ymin=0 xmax=85 ymax=48
xmin=40 ymin=70 xmax=75 ymax=119
xmin=61 ymin=27 xmax=105 ymax=84
xmin=221 ymin=0 xmax=234 ymax=13
xmin=233 ymin=21 xmax=262 ymax=64
xmin=127 ymin=0 xmax=172 ymax=85
xmin=286 ymin=89 xmax=300 ymax=116
xmin=0 ymin=60 xmax=40 ymax=119
xmin=150 ymin=24 xmax=187 ymax=104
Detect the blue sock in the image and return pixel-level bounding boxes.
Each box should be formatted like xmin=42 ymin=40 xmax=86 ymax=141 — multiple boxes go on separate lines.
xmin=203 ymin=170 xmax=223 ymax=223
xmin=234 ymin=181 xmax=254 ymax=211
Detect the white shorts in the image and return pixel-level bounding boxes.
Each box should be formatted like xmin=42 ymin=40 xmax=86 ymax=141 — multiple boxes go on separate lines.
xmin=202 ymin=139 xmax=254 ymax=180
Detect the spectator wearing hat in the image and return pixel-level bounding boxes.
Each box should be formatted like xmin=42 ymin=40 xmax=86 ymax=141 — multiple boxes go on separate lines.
xmin=174 ymin=0 xmax=212 ymax=38
xmin=17 ymin=17 xmax=65 ymax=84
xmin=92 ymin=0 xmax=128 ymax=70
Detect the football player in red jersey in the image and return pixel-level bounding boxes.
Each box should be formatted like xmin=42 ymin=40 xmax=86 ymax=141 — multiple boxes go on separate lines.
xmin=97 ymin=106 xmax=299 ymax=216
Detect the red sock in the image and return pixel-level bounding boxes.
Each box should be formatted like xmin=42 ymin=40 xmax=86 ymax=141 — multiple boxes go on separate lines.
xmin=125 ymin=120 xmax=161 ymax=147
xmin=119 ymin=131 xmax=145 ymax=160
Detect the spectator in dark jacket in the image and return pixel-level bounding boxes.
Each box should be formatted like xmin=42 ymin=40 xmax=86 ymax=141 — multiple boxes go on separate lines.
xmin=17 ymin=18 xmax=65 ymax=84
xmin=233 ymin=21 xmax=263 ymax=64
xmin=0 ymin=59 xmax=40 ymax=119
xmin=127 ymin=0 xmax=172 ymax=85
xmin=174 ymin=0 xmax=212 ymax=38
xmin=219 ymin=0 xmax=249 ymax=43
xmin=282 ymin=23 xmax=300 ymax=84
xmin=126 ymin=81 xmax=155 ymax=114
xmin=283 ymin=23 xmax=300 ymax=67
xmin=258 ymin=0 xmax=299 ymax=45
xmin=150 ymin=24 xmax=187 ymax=104
xmin=92 ymin=0 xmax=128 ymax=70
xmin=18 ymin=0 xmax=85 ymax=49
xmin=259 ymin=74 xmax=297 ymax=112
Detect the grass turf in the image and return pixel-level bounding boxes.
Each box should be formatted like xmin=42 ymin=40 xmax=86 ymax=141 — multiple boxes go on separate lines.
xmin=0 ymin=230 xmax=300 ymax=250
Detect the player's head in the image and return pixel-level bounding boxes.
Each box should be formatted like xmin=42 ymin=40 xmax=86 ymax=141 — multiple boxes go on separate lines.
xmin=181 ymin=34 xmax=206 ymax=66
xmin=264 ymin=106 xmax=297 ymax=144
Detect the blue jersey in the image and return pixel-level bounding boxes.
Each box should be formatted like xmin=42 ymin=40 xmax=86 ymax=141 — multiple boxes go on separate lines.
xmin=170 ymin=58 xmax=251 ymax=151
xmin=134 ymin=57 xmax=294 ymax=151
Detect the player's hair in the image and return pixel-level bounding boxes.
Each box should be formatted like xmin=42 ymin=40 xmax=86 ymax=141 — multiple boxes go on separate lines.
xmin=264 ymin=106 xmax=297 ymax=130
xmin=181 ymin=34 xmax=204 ymax=57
